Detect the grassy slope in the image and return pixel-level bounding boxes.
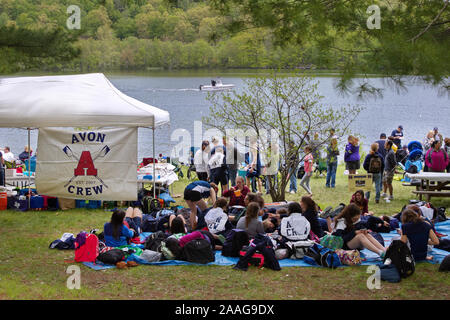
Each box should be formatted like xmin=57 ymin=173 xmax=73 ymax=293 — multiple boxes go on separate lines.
xmin=0 ymin=164 xmax=449 ymax=300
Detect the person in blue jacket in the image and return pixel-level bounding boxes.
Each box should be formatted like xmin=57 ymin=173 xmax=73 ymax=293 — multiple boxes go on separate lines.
xmin=103 ymin=209 xmax=136 ymax=247
xmin=332 ymin=203 xmax=386 ymax=257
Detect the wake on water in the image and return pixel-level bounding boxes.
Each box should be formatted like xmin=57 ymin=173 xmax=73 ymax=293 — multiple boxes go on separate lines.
xmin=146 ymin=88 xmax=201 ymax=92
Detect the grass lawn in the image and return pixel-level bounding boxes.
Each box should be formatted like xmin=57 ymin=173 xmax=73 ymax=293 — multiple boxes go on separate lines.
xmin=0 ymin=164 xmax=449 ymax=300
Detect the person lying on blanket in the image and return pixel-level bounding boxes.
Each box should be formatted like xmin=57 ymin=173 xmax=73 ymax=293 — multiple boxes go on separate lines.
xmin=332 ymin=203 xmax=387 ymax=258
xmin=183 ymin=180 xmax=218 ymax=231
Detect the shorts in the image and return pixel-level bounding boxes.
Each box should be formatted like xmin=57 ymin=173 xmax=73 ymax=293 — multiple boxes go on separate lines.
xmin=383 ymin=171 xmax=394 ymax=184
xmin=184 ymin=189 xmax=209 ymax=202
xmin=196 ymin=171 xmax=208 ymax=181
xmin=210 ymin=167 xmax=229 ymax=186
xmin=346 ymin=160 xmax=360 ymax=170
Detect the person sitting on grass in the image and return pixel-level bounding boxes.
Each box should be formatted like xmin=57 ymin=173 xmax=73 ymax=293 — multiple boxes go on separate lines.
xmin=228 ymin=192 xmax=259 ymax=225
xmin=204 ymin=197 xmax=233 ymax=235
xmin=222 ymin=176 xmax=250 ymax=207
xmin=400 ymin=209 xmax=440 ymax=261
xmin=300 ymin=196 xmax=325 ymax=238
xmin=183 ymin=180 xmax=218 ymax=231
xmin=350 ymin=190 xmax=374 ymax=218
xmin=103 ymin=209 xmax=136 ymax=248
xmin=280 ymin=201 xmax=311 ymax=241
xmin=332 ymin=203 xmax=387 ymax=258
xmin=236 ymin=202 xmax=264 ymax=239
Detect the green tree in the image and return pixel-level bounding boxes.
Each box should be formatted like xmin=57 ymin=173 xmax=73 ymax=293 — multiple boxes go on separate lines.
xmin=210 ymin=0 xmax=450 ymax=96
xmin=203 ymin=71 xmax=363 ymax=201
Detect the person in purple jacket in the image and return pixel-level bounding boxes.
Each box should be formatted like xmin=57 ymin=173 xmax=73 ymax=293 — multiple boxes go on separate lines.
xmin=344 ymin=135 xmax=361 ymax=174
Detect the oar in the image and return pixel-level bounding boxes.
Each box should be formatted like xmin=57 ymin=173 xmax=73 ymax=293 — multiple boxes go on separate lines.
xmin=62 ymin=146 xmax=79 ymax=161
xmin=92 ymin=145 xmax=111 ymax=161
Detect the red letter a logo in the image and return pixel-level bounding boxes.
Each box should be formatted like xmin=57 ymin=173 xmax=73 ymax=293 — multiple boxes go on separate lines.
xmin=74 ymin=151 xmax=98 ymax=176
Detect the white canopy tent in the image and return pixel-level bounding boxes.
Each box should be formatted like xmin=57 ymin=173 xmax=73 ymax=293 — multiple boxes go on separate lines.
xmin=0 ymin=73 xmax=170 ymax=201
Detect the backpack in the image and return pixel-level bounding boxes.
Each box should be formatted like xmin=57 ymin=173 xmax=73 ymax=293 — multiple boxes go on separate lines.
xmin=239 ymin=246 xmax=265 ymax=268
xmin=286 ymin=240 xmax=315 ymax=259
xmin=335 ymin=249 xmax=362 ymax=266
xmin=383 ymin=240 xmax=415 ymax=278
xmin=181 ymin=239 xmax=215 ymax=264
xmin=436 ymin=207 xmax=447 ymax=222
xmin=320 ymin=234 xmax=344 ymax=250
xmin=406 ymin=164 xmax=418 ymax=174
xmin=368 ymin=155 xmax=382 ymax=173
xmin=221 ymin=229 xmax=250 ymax=257
xmin=303 ymin=243 xmax=342 ymax=269
xmin=144 ymin=231 xmax=168 ymax=252
xmin=97 ymin=249 xmax=125 ymax=265
xmin=142 ymin=215 xmax=159 ymax=232
xmin=142 ymin=196 xmax=161 ymax=215
xmin=75 ymin=233 xmax=99 ymax=263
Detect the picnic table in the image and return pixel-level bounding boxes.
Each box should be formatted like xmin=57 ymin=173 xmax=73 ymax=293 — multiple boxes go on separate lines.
xmin=405 ymin=172 xmax=450 ymax=202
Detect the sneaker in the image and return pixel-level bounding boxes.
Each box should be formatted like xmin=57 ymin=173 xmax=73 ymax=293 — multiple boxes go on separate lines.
xmin=385 ymin=198 xmax=391 ymax=203
xmin=389 ymin=196 xmax=394 ymax=201
xmin=375 ymin=199 xmax=380 ymax=204
xmin=290 ymin=190 xmax=296 ymax=194
xmin=381 ymin=193 xmax=388 ymax=198
xmin=320 ymin=206 xmax=333 ymax=219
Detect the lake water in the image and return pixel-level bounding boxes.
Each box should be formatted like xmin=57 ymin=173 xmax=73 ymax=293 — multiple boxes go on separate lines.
xmin=1 ymin=71 xmax=449 ymax=162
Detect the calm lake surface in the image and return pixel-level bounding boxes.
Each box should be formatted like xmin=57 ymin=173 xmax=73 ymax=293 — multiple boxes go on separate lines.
xmin=1 ymin=71 xmax=449 ymax=162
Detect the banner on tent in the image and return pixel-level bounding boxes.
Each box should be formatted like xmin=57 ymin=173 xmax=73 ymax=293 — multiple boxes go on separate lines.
xmin=36 ymin=127 xmax=138 ymax=201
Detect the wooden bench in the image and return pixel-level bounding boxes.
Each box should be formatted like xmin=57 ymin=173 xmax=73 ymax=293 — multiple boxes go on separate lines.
xmin=412 ymin=190 xmax=450 ymax=202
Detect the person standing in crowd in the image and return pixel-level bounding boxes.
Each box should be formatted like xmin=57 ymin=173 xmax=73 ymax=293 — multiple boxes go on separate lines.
xmin=208 ymin=145 xmax=228 ymax=194
xmin=363 ymin=143 xmax=384 ymax=203
xmin=245 ymin=136 xmax=263 ymax=194
xmin=299 ymin=145 xmax=314 ymax=196
xmin=376 ymin=133 xmax=387 ymax=160
xmin=288 ymin=141 xmax=299 ymax=194
xmin=382 ymin=140 xmax=396 ymax=202
xmin=325 ymin=137 xmax=339 ymax=188
xmin=425 ymin=140 xmax=449 ymax=173
xmin=391 ymin=125 xmax=404 ymax=149
xmin=445 ymin=138 xmax=450 ymax=173
xmin=0 ymin=149 xmax=4 ymax=186
xmin=433 ymin=127 xmax=443 ymax=143
xmin=223 ymin=136 xmax=240 ymax=187
xmin=423 ymin=130 xmax=435 ymax=153
xmin=344 ymin=135 xmax=360 ymax=175
xmin=194 ymin=141 xmax=210 ymax=181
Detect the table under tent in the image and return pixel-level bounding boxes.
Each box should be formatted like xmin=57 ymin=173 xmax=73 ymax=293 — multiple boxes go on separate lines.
xmin=0 ymin=73 xmax=170 ymax=210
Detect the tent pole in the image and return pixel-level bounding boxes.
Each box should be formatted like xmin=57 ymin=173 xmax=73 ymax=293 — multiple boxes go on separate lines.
xmin=27 ymin=128 xmax=31 ymax=210
xmin=153 ymin=127 xmax=156 ymax=199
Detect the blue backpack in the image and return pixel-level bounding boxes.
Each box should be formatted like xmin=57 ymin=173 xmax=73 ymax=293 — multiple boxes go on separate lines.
xmin=303 ymin=243 xmax=342 ymax=269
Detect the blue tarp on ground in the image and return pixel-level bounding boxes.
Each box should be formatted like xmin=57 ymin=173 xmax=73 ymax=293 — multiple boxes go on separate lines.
xmin=83 ymin=220 xmax=450 ymax=270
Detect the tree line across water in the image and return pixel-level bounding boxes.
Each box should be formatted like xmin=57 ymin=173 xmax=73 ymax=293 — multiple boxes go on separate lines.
xmin=0 ymin=0 xmax=355 ymax=73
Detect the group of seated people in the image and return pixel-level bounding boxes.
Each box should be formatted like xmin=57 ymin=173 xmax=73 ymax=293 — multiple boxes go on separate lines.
xmin=102 ymin=179 xmax=444 ymax=264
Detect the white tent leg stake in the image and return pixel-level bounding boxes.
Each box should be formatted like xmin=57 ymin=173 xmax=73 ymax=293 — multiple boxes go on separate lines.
xmin=153 ymin=127 xmax=156 ymax=199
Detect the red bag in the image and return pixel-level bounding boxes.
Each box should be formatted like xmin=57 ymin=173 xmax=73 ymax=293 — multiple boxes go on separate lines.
xmin=239 ymin=249 xmax=265 ymax=268
xmin=75 ymin=233 xmax=99 ymax=263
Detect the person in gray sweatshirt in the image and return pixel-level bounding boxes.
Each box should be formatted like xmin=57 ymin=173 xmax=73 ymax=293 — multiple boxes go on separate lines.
xmin=382 ymin=140 xmax=397 ymax=202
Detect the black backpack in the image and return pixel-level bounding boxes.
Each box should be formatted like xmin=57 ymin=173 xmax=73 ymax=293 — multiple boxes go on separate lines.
xmin=97 ymin=249 xmax=125 ymax=265
xmin=368 ymin=155 xmax=382 ymax=173
xmin=383 ymin=240 xmax=415 ymax=278
xmin=181 ymin=239 xmax=215 ymax=264
xmin=142 ymin=215 xmax=159 ymax=232
xmin=436 ymin=207 xmax=447 ymax=222
xmin=222 ymin=229 xmax=250 ymax=257
xmin=144 ymin=231 xmax=168 ymax=252
xmin=142 ymin=196 xmax=161 ymax=215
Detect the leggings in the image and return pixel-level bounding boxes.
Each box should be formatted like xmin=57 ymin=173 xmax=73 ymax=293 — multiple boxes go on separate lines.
xmin=300 ymin=172 xmax=312 ymax=194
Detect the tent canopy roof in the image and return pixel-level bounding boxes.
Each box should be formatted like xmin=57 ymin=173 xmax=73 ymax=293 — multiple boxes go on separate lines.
xmin=0 ymin=73 xmax=170 ymax=128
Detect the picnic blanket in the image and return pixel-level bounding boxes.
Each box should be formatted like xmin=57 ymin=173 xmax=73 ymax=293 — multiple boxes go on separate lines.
xmin=83 ymin=220 xmax=450 ymax=270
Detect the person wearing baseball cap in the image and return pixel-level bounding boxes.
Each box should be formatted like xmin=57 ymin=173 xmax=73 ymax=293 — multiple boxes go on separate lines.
xmin=391 ymin=125 xmax=404 ymax=149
